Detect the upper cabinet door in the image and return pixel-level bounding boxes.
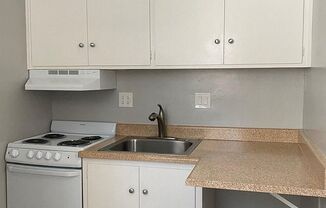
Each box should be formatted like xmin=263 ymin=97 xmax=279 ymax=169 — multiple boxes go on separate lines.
xmin=87 ymin=0 xmax=151 ymax=66
xmin=153 ymin=0 xmax=224 ymax=66
xmin=224 ymin=0 xmax=304 ymax=65
xmin=28 ymin=0 xmax=88 ymax=67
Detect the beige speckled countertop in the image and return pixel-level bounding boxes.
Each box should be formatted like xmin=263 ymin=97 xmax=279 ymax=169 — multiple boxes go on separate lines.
xmin=79 ymin=124 xmax=326 ymax=198
xmin=186 ymin=140 xmax=326 ymax=197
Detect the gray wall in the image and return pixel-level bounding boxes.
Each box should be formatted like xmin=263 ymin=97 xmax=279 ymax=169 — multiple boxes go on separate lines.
xmin=53 ymin=68 xmax=304 ymax=129
xmin=0 ymin=0 xmax=52 ymax=207
xmin=303 ymin=0 xmax=326 ymax=206
xmin=303 ymin=0 xmax=326 ymax=156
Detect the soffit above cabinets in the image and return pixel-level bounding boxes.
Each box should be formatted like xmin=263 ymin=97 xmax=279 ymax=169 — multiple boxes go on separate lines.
xmin=25 ymin=0 xmax=313 ymax=70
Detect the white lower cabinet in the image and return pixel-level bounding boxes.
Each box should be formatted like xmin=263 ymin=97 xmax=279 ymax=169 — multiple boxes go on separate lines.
xmin=140 ymin=167 xmax=196 ymax=208
xmin=83 ymin=159 xmax=201 ymax=208
xmin=86 ymin=163 xmax=139 ymax=208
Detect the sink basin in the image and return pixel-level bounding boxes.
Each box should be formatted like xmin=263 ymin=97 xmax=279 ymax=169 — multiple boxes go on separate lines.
xmin=99 ymin=136 xmax=201 ymax=155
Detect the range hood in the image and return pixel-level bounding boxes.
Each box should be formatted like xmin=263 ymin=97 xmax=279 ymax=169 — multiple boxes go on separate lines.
xmin=25 ymin=70 xmax=116 ymax=91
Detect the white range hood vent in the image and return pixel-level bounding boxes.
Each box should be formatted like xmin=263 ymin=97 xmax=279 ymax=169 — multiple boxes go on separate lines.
xmin=25 ymin=70 xmax=116 ymax=91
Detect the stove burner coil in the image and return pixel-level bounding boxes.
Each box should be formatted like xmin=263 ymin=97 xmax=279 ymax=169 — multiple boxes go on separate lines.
xmin=81 ymin=136 xmax=103 ymax=141
xmin=23 ymin=139 xmax=49 ymax=144
xmin=57 ymin=140 xmax=90 ymax=146
xmin=43 ymin=134 xmax=66 ymax=139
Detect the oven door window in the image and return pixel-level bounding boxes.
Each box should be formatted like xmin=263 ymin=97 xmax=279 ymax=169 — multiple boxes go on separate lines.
xmin=7 ymin=164 xmax=82 ymax=208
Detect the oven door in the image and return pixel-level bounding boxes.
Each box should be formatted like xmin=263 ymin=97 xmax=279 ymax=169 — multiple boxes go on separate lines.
xmin=7 ymin=163 xmax=82 ymax=208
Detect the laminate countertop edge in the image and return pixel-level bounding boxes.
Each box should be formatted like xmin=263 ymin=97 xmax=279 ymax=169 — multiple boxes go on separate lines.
xmin=185 ymin=178 xmax=326 ymax=197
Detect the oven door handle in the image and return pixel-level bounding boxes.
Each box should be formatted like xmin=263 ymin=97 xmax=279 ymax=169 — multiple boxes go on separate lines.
xmin=7 ymin=165 xmax=80 ymax=177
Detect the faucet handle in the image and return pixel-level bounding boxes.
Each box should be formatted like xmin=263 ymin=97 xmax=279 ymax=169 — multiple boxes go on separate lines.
xmin=149 ymin=112 xmax=158 ymax=121
xmin=149 ymin=104 xmax=164 ymax=121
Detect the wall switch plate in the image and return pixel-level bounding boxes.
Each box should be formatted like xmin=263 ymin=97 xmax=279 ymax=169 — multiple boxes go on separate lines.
xmin=119 ymin=92 xmax=133 ymax=107
xmin=195 ymin=93 xmax=211 ymax=108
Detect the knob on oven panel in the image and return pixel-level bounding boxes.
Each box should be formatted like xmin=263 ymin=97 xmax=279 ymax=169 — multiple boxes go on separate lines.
xmin=53 ymin=152 xmax=61 ymax=161
xmin=44 ymin=152 xmax=52 ymax=160
xmin=27 ymin=150 xmax=34 ymax=159
xmin=5 ymin=148 xmax=81 ymax=168
xmin=10 ymin=149 xmax=20 ymax=158
xmin=36 ymin=151 xmax=43 ymax=160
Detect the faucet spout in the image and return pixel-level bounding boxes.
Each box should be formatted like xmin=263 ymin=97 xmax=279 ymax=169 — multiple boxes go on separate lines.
xmin=148 ymin=104 xmax=167 ymax=138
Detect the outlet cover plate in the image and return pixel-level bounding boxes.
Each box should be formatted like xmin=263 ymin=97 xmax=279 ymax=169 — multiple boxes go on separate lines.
xmin=195 ymin=93 xmax=211 ymax=109
xmin=119 ymin=92 xmax=133 ymax=107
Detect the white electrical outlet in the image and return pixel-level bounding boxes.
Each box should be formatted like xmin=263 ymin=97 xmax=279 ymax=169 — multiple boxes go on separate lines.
xmin=119 ymin=92 xmax=133 ymax=107
xmin=195 ymin=93 xmax=211 ymax=108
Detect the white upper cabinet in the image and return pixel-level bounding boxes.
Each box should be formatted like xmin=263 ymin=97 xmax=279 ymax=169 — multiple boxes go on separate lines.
xmin=28 ymin=0 xmax=88 ymax=67
xmin=224 ymin=0 xmax=305 ymax=65
xmin=26 ymin=0 xmax=150 ymax=68
xmin=26 ymin=0 xmax=312 ymax=69
xmin=87 ymin=0 xmax=150 ymax=66
xmin=153 ymin=0 xmax=224 ymax=66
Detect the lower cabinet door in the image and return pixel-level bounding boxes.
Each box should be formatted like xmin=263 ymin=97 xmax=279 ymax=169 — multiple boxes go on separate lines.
xmin=86 ymin=163 xmax=140 ymax=208
xmin=140 ymin=167 xmax=196 ymax=208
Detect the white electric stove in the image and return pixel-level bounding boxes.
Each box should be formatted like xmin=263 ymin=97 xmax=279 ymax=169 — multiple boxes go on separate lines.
xmin=6 ymin=120 xmax=116 ymax=208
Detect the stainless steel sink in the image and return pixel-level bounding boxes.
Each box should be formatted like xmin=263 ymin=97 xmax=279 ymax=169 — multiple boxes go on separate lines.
xmin=99 ymin=136 xmax=201 ymax=155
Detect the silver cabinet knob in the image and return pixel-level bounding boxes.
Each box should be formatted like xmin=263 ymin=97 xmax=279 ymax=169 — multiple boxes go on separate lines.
xmin=228 ymin=38 xmax=235 ymax=44
xmin=214 ymin=39 xmax=221 ymax=45
xmin=90 ymin=43 xmax=96 ymax=47
xmin=142 ymin=189 xmax=148 ymax=195
xmin=78 ymin=43 xmax=84 ymax=48
xmin=129 ymin=188 xmax=135 ymax=194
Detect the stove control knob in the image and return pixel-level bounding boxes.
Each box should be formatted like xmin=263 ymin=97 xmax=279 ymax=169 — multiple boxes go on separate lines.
xmin=53 ymin=153 xmax=61 ymax=161
xmin=36 ymin=151 xmax=43 ymax=160
xmin=27 ymin=151 xmax=35 ymax=159
xmin=44 ymin=152 xmax=52 ymax=160
xmin=10 ymin=149 xmax=20 ymax=158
